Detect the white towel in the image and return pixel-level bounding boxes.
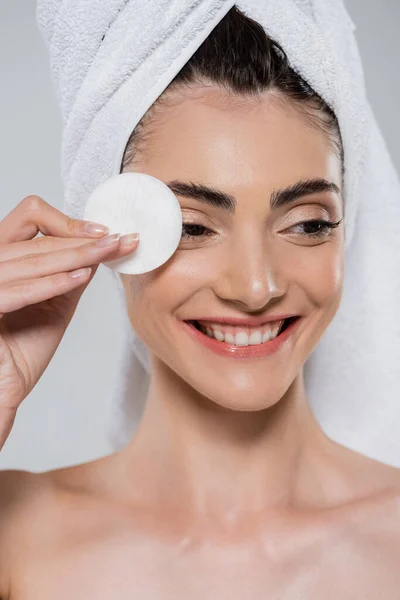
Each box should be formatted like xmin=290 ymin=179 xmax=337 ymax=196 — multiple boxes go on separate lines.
xmin=36 ymin=0 xmax=400 ymax=466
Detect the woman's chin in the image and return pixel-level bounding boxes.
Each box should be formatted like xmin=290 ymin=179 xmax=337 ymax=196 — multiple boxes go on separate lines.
xmin=213 ymin=398 xmax=281 ymax=412
xmin=187 ymin=380 xmax=287 ymax=412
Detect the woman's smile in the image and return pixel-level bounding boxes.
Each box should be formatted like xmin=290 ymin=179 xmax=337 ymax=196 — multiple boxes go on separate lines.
xmin=180 ymin=315 xmax=302 ymax=359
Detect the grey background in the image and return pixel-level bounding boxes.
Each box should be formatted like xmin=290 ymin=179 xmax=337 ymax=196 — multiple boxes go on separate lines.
xmin=0 ymin=1 xmax=399 ymax=471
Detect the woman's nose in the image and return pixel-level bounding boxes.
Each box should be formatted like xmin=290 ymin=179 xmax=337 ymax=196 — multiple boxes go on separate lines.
xmin=212 ymin=236 xmax=288 ymax=311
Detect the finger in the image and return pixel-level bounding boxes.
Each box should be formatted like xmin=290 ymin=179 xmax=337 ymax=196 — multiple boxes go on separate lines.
xmin=0 ymin=236 xmax=91 ymax=263
xmin=0 ymin=235 xmax=139 ymax=284
xmin=0 ymin=266 xmax=95 ymax=316
xmin=0 ymin=195 xmax=109 ymax=245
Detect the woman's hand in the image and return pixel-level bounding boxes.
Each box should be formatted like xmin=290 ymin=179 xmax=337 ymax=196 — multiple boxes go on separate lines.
xmin=0 ymin=195 xmax=138 ymax=450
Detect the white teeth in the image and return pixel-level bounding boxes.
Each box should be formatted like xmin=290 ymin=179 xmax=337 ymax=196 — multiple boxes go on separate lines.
xmin=199 ymin=321 xmax=283 ymax=345
xmin=224 ymin=333 xmax=235 ymax=344
xmin=249 ymin=330 xmax=262 ymax=345
xmin=213 ymin=330 xmax=224 ymax=342
xmin=235 ymin=332 xmax=249 ymax=346
xmin=262 ymin=329 xmax=272 ymax=343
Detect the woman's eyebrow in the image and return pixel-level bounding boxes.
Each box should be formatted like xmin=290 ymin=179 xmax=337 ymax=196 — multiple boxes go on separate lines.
xmin=165 ymin=178 xmax=341 ymax=213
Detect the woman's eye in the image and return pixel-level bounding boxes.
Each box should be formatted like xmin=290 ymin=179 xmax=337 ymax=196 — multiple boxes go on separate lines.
xmin=181 ymin=222 xmax=212 ymax=240
xmin=287 ymin=218 xmax=343 ymax=240
xmin=180 ymin=218 xmax=343 ymax=243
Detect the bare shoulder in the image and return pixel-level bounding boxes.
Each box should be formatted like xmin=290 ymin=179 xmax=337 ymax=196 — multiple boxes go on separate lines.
xmin=0 ymin=467 xmax=50 ymax=531
xmin=323 ymin=442 xmax=400 ymax=556
xmin=0 ymin=468 xmax=51 ymax=597
xmin=342 ymin=457 xmax=400 ymax=564
xmin=0 ymin=460 xmax=106 ymax=598
xmin=370 ymin=473 xmax=400 ymax=536
xmin=0 ymin=457 xmax=111 ymax=532
xmin=351 ymin=482 xmax=400 ymax=583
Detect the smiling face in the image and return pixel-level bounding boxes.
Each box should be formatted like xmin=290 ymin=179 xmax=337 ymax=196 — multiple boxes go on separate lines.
xmin=120 ymin=85 xmax=344 ymax=411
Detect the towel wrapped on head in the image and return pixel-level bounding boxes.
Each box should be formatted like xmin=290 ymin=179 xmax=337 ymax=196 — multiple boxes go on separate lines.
xmin=36 ymin=0 xmax=400 ymax=465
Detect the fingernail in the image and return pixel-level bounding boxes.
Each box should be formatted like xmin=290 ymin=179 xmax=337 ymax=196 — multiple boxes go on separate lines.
xmin=70 ymin=267 xmax=92 ymax=278
xmin=95 ymin=233 xmax=121 ymax=247
xmin=120 ymin=233 xmax=140 ymax=245
xmin=83 ymin=221 xmax=110 ymax=235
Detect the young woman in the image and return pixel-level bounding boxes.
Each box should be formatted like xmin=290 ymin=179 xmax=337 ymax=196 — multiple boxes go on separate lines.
xmin=1 ymin=7 xmax=399 ymax=598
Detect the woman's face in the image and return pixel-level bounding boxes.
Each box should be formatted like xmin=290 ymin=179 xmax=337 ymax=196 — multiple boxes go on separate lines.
xmin=120 ymin=86 xmax=344 ymax=410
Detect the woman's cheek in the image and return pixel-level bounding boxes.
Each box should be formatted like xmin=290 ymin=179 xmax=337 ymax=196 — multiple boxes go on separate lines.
xmin=291 ymin=244 xmax=344 ymax=324
xmin=289 ymin=238 xmax=343 ymax=288
xmin=122 ymin=250 xmax=214 ymax=322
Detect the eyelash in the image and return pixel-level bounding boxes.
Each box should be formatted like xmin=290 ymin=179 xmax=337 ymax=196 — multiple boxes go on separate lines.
xmin=181 ymin=218 xmax=343 ymax=241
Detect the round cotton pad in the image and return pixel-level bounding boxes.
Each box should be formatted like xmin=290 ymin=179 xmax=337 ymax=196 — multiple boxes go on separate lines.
xmin=83 ymin=172 xmax=183 ymax=274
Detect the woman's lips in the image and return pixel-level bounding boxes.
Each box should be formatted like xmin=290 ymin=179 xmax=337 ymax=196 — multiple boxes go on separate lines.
xmin=181 ymin=316 xmax=301 ymax=360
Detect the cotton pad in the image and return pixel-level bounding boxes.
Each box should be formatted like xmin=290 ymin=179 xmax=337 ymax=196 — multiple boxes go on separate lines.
xmin=83 ymin=172 xmax=183 ymax=274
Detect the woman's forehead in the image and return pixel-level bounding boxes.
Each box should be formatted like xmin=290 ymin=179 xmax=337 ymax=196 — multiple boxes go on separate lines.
xmin=135 ymin=92 xmax=342 ymax=197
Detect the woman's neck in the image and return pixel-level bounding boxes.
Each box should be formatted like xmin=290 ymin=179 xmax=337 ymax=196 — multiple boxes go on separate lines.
xmin=117 ymin=364 xmax=344 ymax=526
